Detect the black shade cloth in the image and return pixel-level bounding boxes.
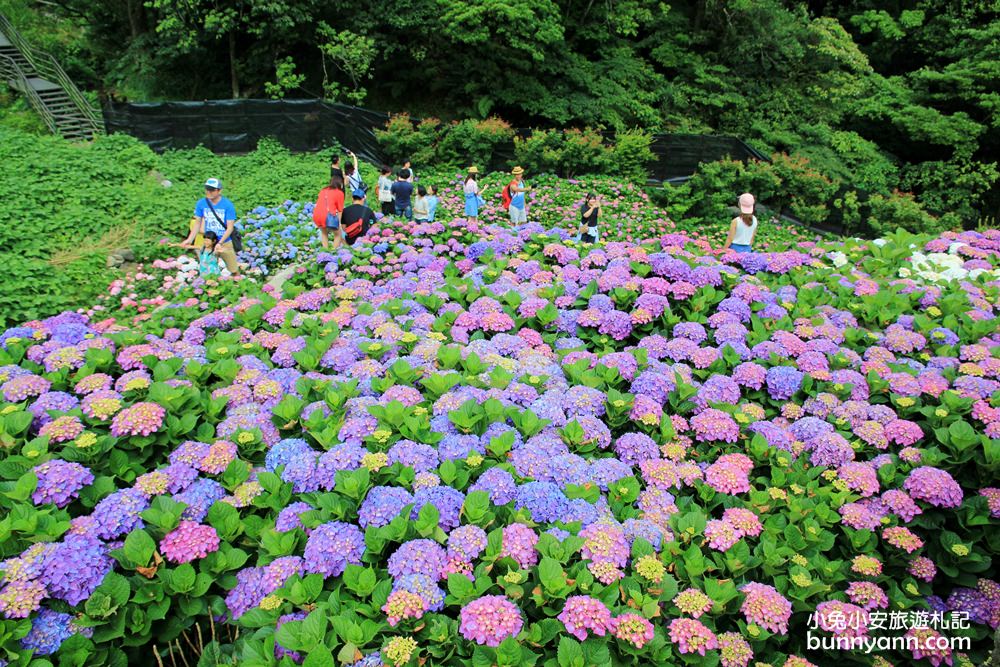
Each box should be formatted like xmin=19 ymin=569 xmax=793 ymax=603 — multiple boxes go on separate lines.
xmin=102 ymin=99 xmax=770 ymax=183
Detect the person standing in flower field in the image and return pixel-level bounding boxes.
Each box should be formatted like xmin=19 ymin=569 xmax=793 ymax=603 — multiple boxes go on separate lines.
xmin=341 ymin=188 xmax=377 ymax=246
xmin=344 ymin=150 xmax=365 ymax=194
xmin=330 ymin=152 xmax=344 ymax=181
xmin=722 ymin=192 xmax=759 ymax=253
xmin=503 ymin=166 xmax=532 ymax=224
xmin=198 ymin=232 xmax=222 ymax=277
xmin=313 ymin=174 xmax=346 ymax=249
xmin=413 ymin=185 xmax=431 ymax=222
xmin=579 ymin=193 xmax=601 ymax=243
xmin=464 ymin=166 xmax=486 ymax=222
xmin=391 ymin=168 xmax=414 ymax=220
xmin=180 ymin=178 xmax=240 ymax=275
xmin=426 ymin=184 xmax=440 ymax=221
xmin=377 ymin=164 xmax=395 ymax=216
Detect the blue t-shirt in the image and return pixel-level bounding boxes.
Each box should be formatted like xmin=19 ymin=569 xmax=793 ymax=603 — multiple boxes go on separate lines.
xmin=510 ymin=182 xmax=526 ymax=209
xmin=194 ymin=197 xmax=237 ymax=238
xmin=427 ymin=196 xmax=439 ymax=221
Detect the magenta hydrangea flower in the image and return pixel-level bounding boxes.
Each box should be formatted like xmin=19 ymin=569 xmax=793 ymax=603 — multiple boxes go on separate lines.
xmin=668 ymin=617 xmax=718 ymax=656
xmin=740 ymin=582 xmax=792 ymax=635
xmin=38 ymin=415 xmax=84 ymax=443
xmin=722 ymin=507 xmax=762 ymax=537
xmin=382 ymin=589 xmax=426 ymax=626
xmin=903 ymin=466 xmax=963 ymax=508
xmin=705 ymin=519 xmax=742 ymax=552
xmin=691 ymin=409 xmax=740 ymax=443
xmin=501 ymin=523 xmax=538 ymax=568
xmin=159 ymin=521 xmax=220 ymax=564
xmin=609 ymin=613 xmax=654 ymax=648
xmin=882 ymin=526 xmax=924 ymax=553
xmin=579 ymin=522 xmax=629 ymax=568
xmin=674 ymin=587 xmax=713 ymax=617
xmin=718 ymin=631 xmax=753 ymax=667
xmin=704 ymin=461 xmax=751 ymax=494
xmin=459 ymin=595 xmax=523 ymax=647
xmin=110 ymin=401 xmax=166 ymax=437
xmin=904 ymin=627 xmax=952 ymax=667
xmin=908 ymin=556 xmax=937 ymax=582
xmin=845 ymin=581 xmax=888 ymax=610
xmin=815 ymin=600 xmax=869 ymax=639
xmin=558 ymin=596 xmax=613 ymax=641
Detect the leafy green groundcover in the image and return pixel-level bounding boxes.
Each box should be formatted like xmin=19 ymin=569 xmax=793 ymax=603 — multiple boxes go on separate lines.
xmin=0 ymin=206 xmax=998 ymax=667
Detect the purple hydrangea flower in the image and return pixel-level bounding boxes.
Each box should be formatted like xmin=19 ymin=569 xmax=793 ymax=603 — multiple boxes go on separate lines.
xmin=303 ymin=522 xmax=365 ymax=578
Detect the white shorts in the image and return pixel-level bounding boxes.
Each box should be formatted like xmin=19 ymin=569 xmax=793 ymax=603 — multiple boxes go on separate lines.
xmin=509 ymin=205 xmax=527 ymax=224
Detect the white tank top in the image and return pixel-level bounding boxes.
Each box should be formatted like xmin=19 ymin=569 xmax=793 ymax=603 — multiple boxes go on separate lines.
xmin=732 ymin=216 xmax=757 ymax=245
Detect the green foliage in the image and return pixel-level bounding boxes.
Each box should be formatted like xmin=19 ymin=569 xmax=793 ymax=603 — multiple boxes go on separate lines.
xmin=610 ymin=129 xmax=655 ymax=183
xmin=865 ymin=190 xmax=944 ymax=237
xmin=317 ymin=24 xmax=376 ymax=104
xmin=4 ymin=0 xmax=998 ymax=223
xmin=264 ymin=57 xmax=306 ymax=99
xmin=436 ymin=118 xmax=515 ymax=169
xmin=374 ymin=114 xmax=440 ymax=167
xmin=0 ymin=127 xmax=331 ymax=326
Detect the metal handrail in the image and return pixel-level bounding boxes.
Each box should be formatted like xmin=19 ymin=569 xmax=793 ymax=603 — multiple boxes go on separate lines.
xmin=0 ymin=52 xmax=58 ymax=135
xmin=0 ymin=13 xmax=103 ymax=136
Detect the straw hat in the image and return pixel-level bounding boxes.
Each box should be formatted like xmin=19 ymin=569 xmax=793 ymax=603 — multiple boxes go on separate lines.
xmin=467 ymin=166 xmax=479 ymax=174
xmin=511 ymin=166 xmax=524 ymax=175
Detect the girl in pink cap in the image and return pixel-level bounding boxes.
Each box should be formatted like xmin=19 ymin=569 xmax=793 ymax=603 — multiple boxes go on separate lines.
xmin=723 ymin=192 xmax=758 ymax=253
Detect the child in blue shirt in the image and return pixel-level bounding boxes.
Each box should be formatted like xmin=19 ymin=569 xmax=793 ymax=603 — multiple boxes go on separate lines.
xmin=199 ymin=232 xmax=222 ymax=277
xmin=426 ymin=185 xmax=439 ymax=222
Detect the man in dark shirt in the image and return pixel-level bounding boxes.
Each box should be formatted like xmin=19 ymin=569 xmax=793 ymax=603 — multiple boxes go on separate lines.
xmin=341 ymin=189 xmax=377 ymax=245
xmin=389 ymin=168 xmax=414 ymax=220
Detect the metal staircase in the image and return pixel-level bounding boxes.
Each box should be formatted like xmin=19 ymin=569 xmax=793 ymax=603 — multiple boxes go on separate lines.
xmin=0 ymin=13 xmax=103 ymax=141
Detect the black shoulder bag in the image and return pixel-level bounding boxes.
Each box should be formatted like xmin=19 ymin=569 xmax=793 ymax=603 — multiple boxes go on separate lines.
xmin=205 ymin=199 xmax=243 ymax=252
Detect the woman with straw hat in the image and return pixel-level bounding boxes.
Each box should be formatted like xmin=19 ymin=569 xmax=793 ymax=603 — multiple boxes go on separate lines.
xmin=506 ymin=166 xmax=532 ymax=224
xmin=464 ymin=166 xmax=486 ymax=222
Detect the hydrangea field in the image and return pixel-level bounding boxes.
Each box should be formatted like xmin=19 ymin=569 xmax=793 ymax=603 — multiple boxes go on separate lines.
xmin=1 ymin=171 xmax=999 ymax=667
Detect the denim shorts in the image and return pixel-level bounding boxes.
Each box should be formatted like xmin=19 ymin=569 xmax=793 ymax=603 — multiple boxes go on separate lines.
xmin=395 ymin=205 xmax=412 ymax=220
xmin=731 ymin=243 xmax=752 ymax=253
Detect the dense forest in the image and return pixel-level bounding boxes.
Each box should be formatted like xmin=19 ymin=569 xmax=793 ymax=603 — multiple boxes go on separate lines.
xmin=3 ymin=0 xmax=998 ymax=225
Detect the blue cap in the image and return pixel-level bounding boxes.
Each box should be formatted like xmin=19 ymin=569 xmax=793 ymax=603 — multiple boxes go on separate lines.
xmin=204 ymin=178 xmax=222 ymax=189
xmin=352 ymin=188 xmax=366 ymax=199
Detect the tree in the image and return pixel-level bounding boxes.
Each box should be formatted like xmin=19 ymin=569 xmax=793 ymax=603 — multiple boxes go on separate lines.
xmin=317 ymin=24 xmax=376 ymax=105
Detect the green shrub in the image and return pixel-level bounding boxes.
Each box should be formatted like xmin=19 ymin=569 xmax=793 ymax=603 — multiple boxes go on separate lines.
xmin=512 ymin=129 xmax=558 ymax=176
xmin=373 ymin=113 xmax=439 ymax=166
xmin=611 ymin=129 xmax=655 ymax=182
xmin=513 ymin=127 xmax=609 ymax=178
xmin=865 ymin=190 xmax=944 ymax=237
xmin=436 ymin=117 xmax=514 ymax=170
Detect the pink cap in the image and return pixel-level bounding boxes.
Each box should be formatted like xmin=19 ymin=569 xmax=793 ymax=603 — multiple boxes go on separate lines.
xmin=738 ymin=193 xmax=755 ymax=214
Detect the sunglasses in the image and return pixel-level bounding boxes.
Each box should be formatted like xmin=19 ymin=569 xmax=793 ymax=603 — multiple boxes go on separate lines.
xmin=205 ymin=187 xmax=220 ymax=192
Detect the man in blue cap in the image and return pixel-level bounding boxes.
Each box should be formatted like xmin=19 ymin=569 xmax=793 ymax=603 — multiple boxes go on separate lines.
xmin=340 ymin=188 xmax=377 ymax=246
xmin=181 ymin=178 xmax=240 ymax=274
